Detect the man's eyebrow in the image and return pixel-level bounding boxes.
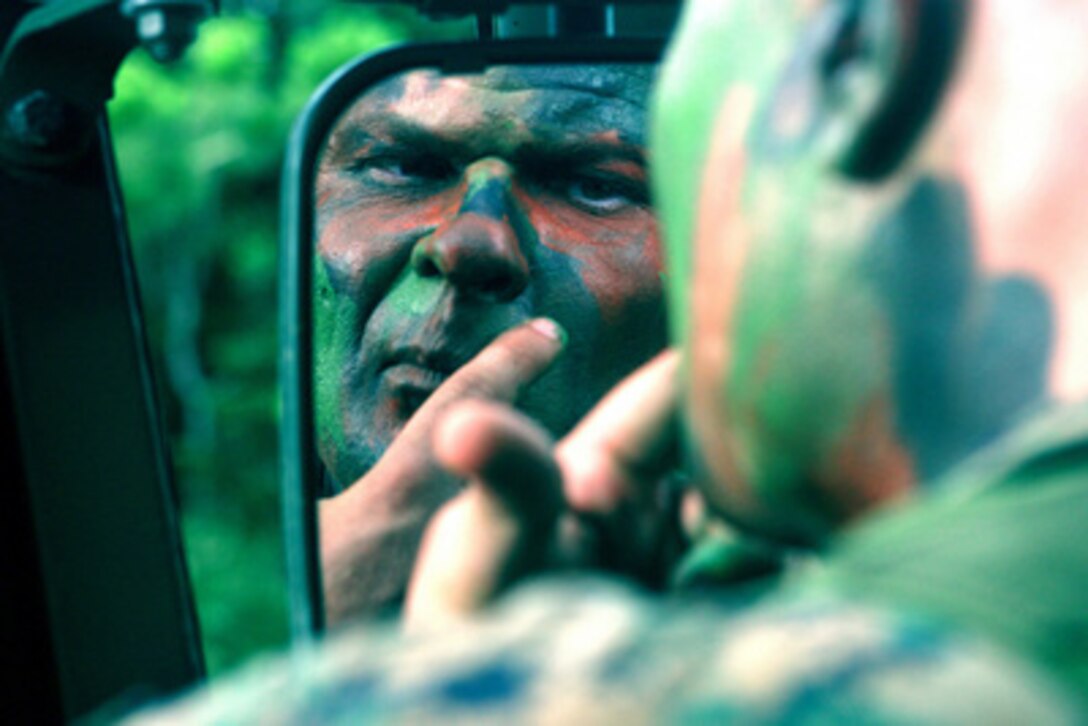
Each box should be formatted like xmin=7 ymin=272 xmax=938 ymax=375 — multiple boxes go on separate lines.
xmin=328 ymin=114 xmax=646 ymax=167
xmin=327 ymin=115 xmax=456 ymax=158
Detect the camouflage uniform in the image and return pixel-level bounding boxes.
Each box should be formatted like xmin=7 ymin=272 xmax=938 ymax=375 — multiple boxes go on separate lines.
xmin=131 ymin=404 xmax=1088 ymax=723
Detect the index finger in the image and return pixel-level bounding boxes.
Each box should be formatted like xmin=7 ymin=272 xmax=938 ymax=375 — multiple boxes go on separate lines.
xmin=378 ymin=317 xmax=568 ymax=485
xmin=557 ymin=349 xmax=682 ymax=512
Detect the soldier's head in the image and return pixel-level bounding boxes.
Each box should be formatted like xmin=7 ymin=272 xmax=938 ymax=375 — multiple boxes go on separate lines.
xmin=654 ymin=0 xmax=1088 ymax=543
xmin=315 ymin=64 xmax=666 ymax=489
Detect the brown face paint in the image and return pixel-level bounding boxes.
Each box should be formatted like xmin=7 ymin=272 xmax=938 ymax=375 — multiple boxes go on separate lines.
xmin=685 ymin=87 xmax=762 ymax=528
xmin=314 ymin=64 xmax=665 ymax=489
xmin=817 ymin=389 xmax=914 ymax=520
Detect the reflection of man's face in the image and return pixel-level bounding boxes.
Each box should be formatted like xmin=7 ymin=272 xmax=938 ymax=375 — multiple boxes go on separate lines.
xmin=315 ymin=65 xmax=665 ymax=488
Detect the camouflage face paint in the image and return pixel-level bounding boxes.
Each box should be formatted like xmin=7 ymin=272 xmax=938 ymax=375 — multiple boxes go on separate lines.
xmin=314 ymin=64 xmax=665 ymax=488
xmin=653 ymin=2 xmax=911 ymax=542
xmin=655 ymin=0 xmax=1058 ymax=545
xmin=653 ymin=1 xmax=872 ymax=543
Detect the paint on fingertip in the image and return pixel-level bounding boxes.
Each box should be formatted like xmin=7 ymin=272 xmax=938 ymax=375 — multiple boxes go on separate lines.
xmin=529 ymin=317 xmax=567 ymax=345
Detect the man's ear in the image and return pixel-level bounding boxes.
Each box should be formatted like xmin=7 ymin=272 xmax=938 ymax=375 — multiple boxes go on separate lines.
xmin=756 ymin=0 xmax=968 ymax=181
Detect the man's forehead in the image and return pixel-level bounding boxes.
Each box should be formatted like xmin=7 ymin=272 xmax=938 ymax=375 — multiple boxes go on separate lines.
xmin=466 ymin=64 xmax=654 ymax=106
xmin=329 ymin=64 xmax=652 ymax=148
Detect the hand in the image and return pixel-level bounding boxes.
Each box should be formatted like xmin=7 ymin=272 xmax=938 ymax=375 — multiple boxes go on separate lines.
xmin=404 ymin=350 xmax=683 ymax=631
xmin=319 ymin=319 xmax=567 ymax=625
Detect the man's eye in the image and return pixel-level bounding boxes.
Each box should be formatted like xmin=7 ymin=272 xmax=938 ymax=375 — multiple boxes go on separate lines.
xmin=349 ymin=154 xmax=455 ymax=187
xmin=566 ymin=176 xmax=646 ymax=214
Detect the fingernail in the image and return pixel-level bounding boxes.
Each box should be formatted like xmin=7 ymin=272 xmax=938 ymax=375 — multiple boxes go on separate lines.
xmin=529 ymin=317 xmax=567 ymax=345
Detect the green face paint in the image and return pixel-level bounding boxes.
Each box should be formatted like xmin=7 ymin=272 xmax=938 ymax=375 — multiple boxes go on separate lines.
xmin=652 ymin=2 xmax=804 ymax=346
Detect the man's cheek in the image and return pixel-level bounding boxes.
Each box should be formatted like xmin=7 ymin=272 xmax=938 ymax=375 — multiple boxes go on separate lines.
xmin=571 ymin=224 xmax=664 ymax=326
xmin=531 ymin=206 xmax=661 ymax=283
xmin=316 ymin=208 xmax=436 ymax=313
xmin=555 ymin=232 xmax=668 ymax=388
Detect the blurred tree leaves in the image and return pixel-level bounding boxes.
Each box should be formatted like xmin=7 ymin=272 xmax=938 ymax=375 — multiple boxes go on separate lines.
xmin=108 ymin=1 xmax=470 ymax=675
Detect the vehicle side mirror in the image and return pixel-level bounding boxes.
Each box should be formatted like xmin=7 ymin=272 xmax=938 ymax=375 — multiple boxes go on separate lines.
xmin=280 ymin=35 xmax=669 ymax=639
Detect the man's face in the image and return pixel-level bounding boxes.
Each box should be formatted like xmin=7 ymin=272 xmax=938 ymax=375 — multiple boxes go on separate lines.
xmin=657 ymin=0 xmax=1084 ymax=544
xmin=648 ymin=1 xmax=996 ymax=544
xmin=315 ymin=65 xmax=665 ymax=488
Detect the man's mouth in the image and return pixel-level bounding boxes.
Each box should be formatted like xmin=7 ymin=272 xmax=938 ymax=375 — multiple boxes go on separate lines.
xmin=379 ymin=347 xmax=468 ymax=416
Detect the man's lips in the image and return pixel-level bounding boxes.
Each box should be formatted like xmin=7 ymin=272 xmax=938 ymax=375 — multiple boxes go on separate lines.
xmin=378 ymin=346 xmax=473 ymax=411
xmin=381 ymin=346 xmax=466 ymax=378
xmin=381 ymin=362 xmax=448 ymax=393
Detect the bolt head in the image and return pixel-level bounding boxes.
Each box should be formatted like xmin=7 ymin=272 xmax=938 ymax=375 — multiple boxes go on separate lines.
xmin=5 ymin=90 xmax=75 ymax=150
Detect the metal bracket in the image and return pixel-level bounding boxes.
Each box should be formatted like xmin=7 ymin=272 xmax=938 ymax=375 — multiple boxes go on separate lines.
xmin=0 ymin=0 xmax=210 ymax=168
xmin=122 ymin=0 xmax=213 ymax=63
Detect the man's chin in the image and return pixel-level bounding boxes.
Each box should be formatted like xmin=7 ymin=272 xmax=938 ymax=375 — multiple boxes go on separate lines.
xmin=324 ymin=430 xmax=396 ymax=493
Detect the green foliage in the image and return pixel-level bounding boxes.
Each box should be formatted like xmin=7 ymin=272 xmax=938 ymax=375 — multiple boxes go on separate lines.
xmin=109 ymin=2 xmax=470 ymax=676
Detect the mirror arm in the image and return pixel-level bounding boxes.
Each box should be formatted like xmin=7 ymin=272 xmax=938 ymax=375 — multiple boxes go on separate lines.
xmin=0 ymin=0 xmax=214 ymax=717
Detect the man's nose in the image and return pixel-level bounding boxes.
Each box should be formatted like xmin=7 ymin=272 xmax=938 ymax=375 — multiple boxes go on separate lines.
xmin=410 ymin=159 xmax=530 ymax=303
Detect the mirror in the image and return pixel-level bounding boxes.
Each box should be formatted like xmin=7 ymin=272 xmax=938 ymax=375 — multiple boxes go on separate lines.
xmin=281 ymin=39 xmax=668 ymax=636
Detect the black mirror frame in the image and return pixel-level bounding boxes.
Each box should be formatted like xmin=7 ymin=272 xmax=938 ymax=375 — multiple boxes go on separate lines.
xmin=280 ymin=37 xmax=666 ymax=642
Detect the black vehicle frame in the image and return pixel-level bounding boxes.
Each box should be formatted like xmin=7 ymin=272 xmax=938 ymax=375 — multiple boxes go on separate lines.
xmin=0 ymin=1 xmax=675 ymax=720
